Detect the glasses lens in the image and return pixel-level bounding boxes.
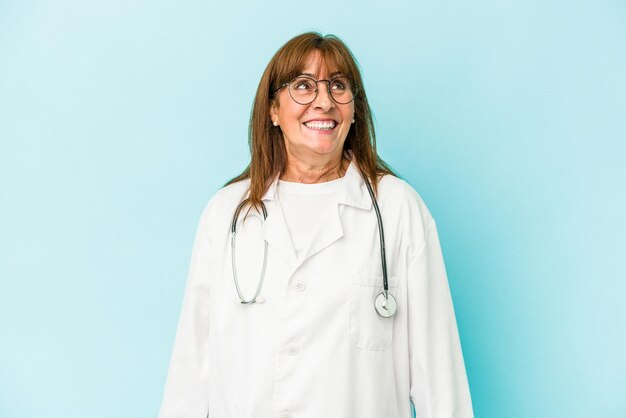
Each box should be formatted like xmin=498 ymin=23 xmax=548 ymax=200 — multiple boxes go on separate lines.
xmin=288 ymin=77 xmax=317 ymax=104
xmin=328 ymin=76 xmax=354 ymax=104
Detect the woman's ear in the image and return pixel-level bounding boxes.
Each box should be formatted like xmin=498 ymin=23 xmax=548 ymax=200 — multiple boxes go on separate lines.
xmin=269 ymin=102 xmax=279 ymax=126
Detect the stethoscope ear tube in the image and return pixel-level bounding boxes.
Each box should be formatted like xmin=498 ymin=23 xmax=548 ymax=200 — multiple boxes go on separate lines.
xmin=231 ymin=198 xmax=269 ymax=304
xmin=232 ymin=198 xmax=268 ymax=233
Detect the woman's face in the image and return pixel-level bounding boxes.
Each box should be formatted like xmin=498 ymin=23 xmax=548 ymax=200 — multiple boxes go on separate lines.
xmin=270 ymin=51 xmax=355 ymax=165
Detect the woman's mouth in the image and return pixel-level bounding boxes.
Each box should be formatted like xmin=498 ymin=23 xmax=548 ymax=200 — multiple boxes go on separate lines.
xmin=303 ymin=120 xmax=337 ymax=131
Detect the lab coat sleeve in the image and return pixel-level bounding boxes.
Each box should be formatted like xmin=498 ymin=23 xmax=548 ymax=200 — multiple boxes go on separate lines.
xmin=407 ymin=219 xmax=473 ymax=418
xmin=159 ymin=208 xmax=212 ymax=418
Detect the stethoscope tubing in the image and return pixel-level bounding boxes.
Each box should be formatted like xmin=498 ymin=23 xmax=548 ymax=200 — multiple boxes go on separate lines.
xmin=361 ymin=173 xmax=390 ymax=297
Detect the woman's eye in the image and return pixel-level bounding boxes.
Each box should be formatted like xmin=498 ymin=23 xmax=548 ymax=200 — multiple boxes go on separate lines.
xmin=331 ymin=80 xmax=347 ymax=90
xmin=294 ymin=80 xmax=314 ymax=90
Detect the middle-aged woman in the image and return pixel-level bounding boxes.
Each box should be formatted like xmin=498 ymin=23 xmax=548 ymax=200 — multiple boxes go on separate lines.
xmin=159 ymin=32 xmax=473 ymax=418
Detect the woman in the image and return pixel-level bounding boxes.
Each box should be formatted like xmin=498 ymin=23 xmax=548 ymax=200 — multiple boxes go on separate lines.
xmin=159 ymin=32 xmax=473 ymax=418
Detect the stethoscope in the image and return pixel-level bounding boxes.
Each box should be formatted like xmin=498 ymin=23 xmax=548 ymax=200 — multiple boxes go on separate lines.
xmin=230 ymin=171 xmax=397 ymax=318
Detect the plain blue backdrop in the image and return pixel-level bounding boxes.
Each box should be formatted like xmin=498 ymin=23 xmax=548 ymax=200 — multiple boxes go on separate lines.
xmin=1 ymin=1 xmax=625 ymax=417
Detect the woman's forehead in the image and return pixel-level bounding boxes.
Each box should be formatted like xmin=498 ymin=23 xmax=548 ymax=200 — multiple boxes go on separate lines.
xmin=298 ymin=50 xmax=344 ymax=77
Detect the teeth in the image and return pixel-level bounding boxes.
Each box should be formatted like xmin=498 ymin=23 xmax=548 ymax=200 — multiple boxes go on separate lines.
xmin=304 ymin=120 xmax=336 ymax=130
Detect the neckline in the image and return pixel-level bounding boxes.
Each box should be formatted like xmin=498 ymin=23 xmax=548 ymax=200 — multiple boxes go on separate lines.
xmin=278 ymin=175 xmax=344 ymax=195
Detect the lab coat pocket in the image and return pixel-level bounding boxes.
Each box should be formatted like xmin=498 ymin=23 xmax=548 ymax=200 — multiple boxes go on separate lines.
xmin=349 ymin=274 xmax=398 ymax=351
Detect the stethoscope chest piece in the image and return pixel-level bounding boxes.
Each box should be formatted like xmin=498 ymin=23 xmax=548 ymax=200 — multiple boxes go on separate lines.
xmin=375 ymin=292 xmax=397 ymax=318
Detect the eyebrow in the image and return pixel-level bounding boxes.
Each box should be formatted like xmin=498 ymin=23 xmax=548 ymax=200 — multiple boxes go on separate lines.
xmin=300 ymin=71 xmax=345 ymax=78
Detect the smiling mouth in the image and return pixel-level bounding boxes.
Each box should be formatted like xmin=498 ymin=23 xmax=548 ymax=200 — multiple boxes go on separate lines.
xmin=303 ymin=120 xmax=337 ymax=130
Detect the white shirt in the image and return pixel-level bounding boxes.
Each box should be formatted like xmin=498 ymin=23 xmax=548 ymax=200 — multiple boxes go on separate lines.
xmin=277 ymin=177 xmax=342 ymax=259
xmin=159 ymin=162 xmax=474 ymax=418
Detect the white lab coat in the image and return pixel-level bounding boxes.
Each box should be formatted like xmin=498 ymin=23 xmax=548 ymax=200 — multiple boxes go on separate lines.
xmin=159 ymin=162 xmax=473 ymax=418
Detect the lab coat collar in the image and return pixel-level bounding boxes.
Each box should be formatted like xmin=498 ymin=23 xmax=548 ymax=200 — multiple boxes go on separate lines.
xmin=260 ymin=160 xmax=373 ymax=269
xmin=260 ymin=161 xmax=373 ymax=211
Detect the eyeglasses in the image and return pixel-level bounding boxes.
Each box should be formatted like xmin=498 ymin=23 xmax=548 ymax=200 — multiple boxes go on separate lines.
xmin=276 ymin=75 xmax=355 ymax=105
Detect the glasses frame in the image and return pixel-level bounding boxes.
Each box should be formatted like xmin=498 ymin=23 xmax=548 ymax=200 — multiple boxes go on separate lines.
xmin=274 ymin=75 xmax=356 ymax=105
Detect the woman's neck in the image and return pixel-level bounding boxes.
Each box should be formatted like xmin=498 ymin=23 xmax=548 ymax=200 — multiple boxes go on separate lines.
xmin=281 ymin=153 xmax=349 ymax=183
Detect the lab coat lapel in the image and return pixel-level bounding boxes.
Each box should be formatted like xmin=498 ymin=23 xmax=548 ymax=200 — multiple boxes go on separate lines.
xmin=337 ymin=162 xmax=373 ymax=212
xmin=297 ymin=162 xmax=373 ymax=265
xmin=261 ymin=179 xmax=298 ymax=266
xmin=298 ymin=204 xmax=344 ymax=264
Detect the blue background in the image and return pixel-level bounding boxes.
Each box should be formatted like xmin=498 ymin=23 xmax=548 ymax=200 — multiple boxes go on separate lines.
xmin=1 ymin=1 xmax=625 ymax=417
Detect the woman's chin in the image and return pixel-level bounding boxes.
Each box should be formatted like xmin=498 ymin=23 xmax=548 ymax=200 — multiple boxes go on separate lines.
xmin=307 ymin=142 xmax=343 ymax=158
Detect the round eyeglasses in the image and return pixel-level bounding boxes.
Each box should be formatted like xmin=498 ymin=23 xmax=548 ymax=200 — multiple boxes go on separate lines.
xmin=276 ymin=75 xmax=355 ymax=105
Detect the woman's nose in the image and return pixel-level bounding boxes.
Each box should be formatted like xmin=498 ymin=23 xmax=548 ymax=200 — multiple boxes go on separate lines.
xmin=311 ymin=81 xmax=334 ymax=111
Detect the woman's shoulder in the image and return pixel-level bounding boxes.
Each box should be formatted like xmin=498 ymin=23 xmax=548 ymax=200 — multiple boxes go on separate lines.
xmin=199 ymin=178 xmax=251 ymax=220
xmin=215 ymin=178 xmax=251 ymax=201
xmin=378 ymin=174 xmax=433 ymax=222
xmin=377 ymin=174 xmax=436 ymax=252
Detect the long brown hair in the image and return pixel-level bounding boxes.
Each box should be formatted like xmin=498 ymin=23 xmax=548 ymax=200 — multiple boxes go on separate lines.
xmin=226 ymin=32 xmax=395 ymax=207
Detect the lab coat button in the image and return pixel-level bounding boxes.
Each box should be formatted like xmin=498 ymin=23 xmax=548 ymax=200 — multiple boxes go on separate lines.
xmin=286 ymin=344 xmax=299 ymax=355
xmin=277 ymin=411 xmax=292 ymax=418
xmin=294 ymin=280 xmax=306 ymax=292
